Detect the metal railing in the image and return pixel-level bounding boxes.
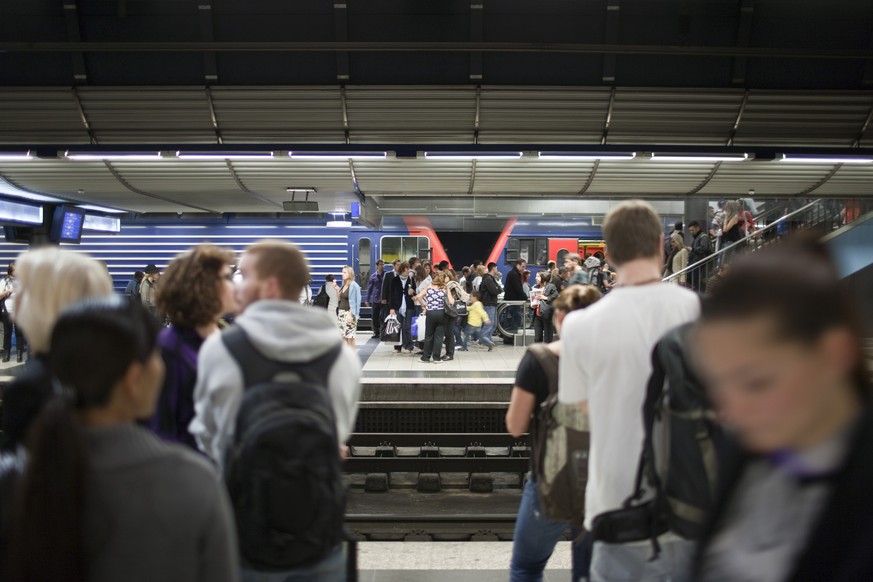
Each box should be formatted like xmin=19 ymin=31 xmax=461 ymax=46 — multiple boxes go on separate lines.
xmin=663 ymin=198 xmax=838 ymax=287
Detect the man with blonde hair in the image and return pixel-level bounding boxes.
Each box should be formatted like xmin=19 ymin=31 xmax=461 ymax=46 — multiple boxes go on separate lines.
xmin=190 ymin=239 xmax=361 ymax=581
xmin=558 ymin=200 xmax=700 ymax=581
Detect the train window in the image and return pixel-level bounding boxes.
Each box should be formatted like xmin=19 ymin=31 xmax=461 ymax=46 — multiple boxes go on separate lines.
xmin=535 ymin=239 xmax=548 ymax=266
xmin=380 ymin=236 xmax=429 ymax=263
xmin=506 ymin=237 xmax=520 ymax=263
xmin=506 ymin=237 xmax=549 ymax=266
xmin=358 ymin=238 xmax=371 ymax=288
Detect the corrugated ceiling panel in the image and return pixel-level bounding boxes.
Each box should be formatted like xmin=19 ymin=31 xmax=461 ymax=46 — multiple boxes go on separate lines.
xmin=211 ymin=87 xmax=345 ymax=143
xmin=700 ymin=162 xmax=836 ymax=196
xmin=234 ymin=160 xmax=354 ymax=196
xmin=345 ymin=86 xmax=476 ymax=143
xmin=734 ymin=92 xmax=873 ymax=147
xmin=472 ymin=159 xmax=594 ymax=194
xmin=355 ymin=159 xmax=470 ymax=193
xmin=608 ymin=89 xmax=744 ymax=145
xmin=0 ymin=89 xmax=89 ymax=143
xmin=586 ymin=161 xmax=716 ymax=195
xmin=813 ymin=165 xmax=873 ymax=196
xmin=77 ymin=87 xmax=216 ymax=143
xmin=478 ymin=87 xmax=610 ymax=143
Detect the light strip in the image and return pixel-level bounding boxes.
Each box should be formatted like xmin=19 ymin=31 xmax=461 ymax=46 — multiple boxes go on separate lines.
xmin=651 ymin=153 xmax=749 ymax=162
xmin=0 ymin=151 xmax=33 ymax=161
xmin=326 ymin=220 xmax=352 ymax=228
xmin=538 ymin=152 xmax=636 ymax=161
xmin=424 ymin=152 xmax=524 ymax=160
xmin=288 ymin=152 xmax=387 ymax=160
xmin=176 ymin=151 xmax=275 ymax=160
xmin=779 ymin=154 xmax=873 ymax=164
xmin=76 ymin=204 xmax=127 ymax=214
xmin=65 ymin=151 xmax=162 ymax=161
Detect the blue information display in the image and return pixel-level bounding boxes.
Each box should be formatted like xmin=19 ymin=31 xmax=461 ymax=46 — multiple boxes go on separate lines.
xmin=50 ymin=206 xmax=86 ymax=244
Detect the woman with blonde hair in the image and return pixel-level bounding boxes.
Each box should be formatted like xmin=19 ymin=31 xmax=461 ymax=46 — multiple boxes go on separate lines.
xmin=337 ymin=265 xmax=361 ymax=348
xmin=416 ymin=270 xmax=455 ymax=363
xmin=664 ymin=232 xmax=689 ymax=285
xmin=146 ymin=244 xmax=237 ymax=449
xmin=0 ymin=248 xmax=113 ymax=452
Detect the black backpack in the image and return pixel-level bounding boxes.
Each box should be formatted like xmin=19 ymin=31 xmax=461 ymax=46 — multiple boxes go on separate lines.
xmin=221 ymin=326 xmax=346 ymax=570
xmin=312 ymin=284 xmax=330 ymax=309
xmin=591 ymin=323 xmax=724 ymax=553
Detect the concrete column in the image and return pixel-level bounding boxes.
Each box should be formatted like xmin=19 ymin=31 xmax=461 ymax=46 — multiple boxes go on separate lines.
xmin=684 ymin=198 xmax=711 ymax=242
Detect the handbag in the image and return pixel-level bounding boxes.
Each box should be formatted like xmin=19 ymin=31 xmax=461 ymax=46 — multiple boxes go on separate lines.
xmin=381 ymin=314 xmax=401 ymax=343
xmin=415 ymin=314 xmax=426 ymax=341
xmin=444 ymin=292 xmax=458 ymax=318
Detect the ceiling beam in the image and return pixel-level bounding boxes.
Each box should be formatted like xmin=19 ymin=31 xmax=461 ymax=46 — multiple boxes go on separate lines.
xmin=602 ymin=0 xmax=620 ymax=84
xmin=470 ymin=2 xmax=484 ymax=81
xmin=334 ymin=3 xmax=350 ymax=81
xmin=578 ymin=87 xmax=617 ymax=195
xmin=686 ymin=90 xmax=751 ymax=195
xmin=198 ymin=2 xmax=219 ymax=83
xmin=468 ymin=86 xmax=481 ymax=195
xmin=62 ymin=3 xmax=88 ymax=83
xmin=340 ymin=86 xmax=365 ymax=204
xmin=4 ymin=41 xmax=872 ymax=60
xmin=731 ymin=0 xmax=756 ymax=85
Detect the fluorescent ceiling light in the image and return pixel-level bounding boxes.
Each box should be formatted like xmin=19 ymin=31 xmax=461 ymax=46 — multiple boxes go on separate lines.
xmin=176 ymin=151 xmax=275 ymax=160
xmin=424 ymin=152 xmax=523 ymax=160
xmin=779 ymin=154 xmax=873 ymax=164
xmin=326 ymin=220 xmax=352 ymax=228
xmin=651 ymin=153 xmax=748 ymax=162
xmin=538 ymin=152 xmax=636 ymax=161
xmin=0 ymin=178 xmax=65 ymax=203
xmin=76 ymin=204 xmax=126 ymax=214
xmin=65 ymin=151 xmax=162 ymax=161
xmin=0 ymin=151 xmax=33 ymax=161
xmin=288 ymin=152 xmax=387 ymax=160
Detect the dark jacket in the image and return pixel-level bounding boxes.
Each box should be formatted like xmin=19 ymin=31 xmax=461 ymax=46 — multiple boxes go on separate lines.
xmin=389 ymin=274 xmax=416 ymax=314
xmin=0 ymin=356 xmax=52 ymax=452
xmin=504 ymin=268 xmax=527 ymax=301
xmin=479 ymin=273 xmax=500 ymax=307
xmin=689 ymin=231 xmax=711 ymax=264
xmin=366 ymin=270 xmax=384 ymax=304
xmin=693 ymin=406 xmax=873 ymax=582
xmin=380 ymin=270 xmax=395 ymax=303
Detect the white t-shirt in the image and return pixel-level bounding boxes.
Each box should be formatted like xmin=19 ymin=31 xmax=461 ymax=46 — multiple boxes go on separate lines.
xmin=558 ymin=282 xmax=700 ymax=530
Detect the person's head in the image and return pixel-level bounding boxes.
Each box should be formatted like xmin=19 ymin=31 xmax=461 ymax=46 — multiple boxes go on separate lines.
xmin=547 ymin=260 xmax=556 ymax=271
xmin=471 ymin=290 xmax=481 ymax=302
xmin=718 ymin=199 xmax=726 ymax=209
xmin=462 ymin=266 xmax=470 ymax=277
xmin=472 ymin=260 xmax=482 ymax=270
xmin=156 ymin=244 xmax=236 ymax=328
xmin=560 ymin=267 xmax=571 ymax=280
xmin=341 ymin=265 xmax=355 ymax=283
xmin=433 ymin=271 xmax=451 ymax=288
xmin=688 ymin=221 xmax=702 ymax=236
xmin=724 ymin=200 xmax=739 ymax=220
xmin=538 ymin=270 xmax=551 ymax=285
xmin=522 ymin=269 xmax=531 ymax=284
xmin=476 ymin=265 xmax=488 ymax=276
xmin=670 ymin=232 xmax=685 ymax=251
xmin=8 ymin=297 xmax=162 ymax=582
xmin=391 ymin=259 xmax=400 ymax=271
xmin=438 ymin=260 xmax=449 ymax=272
xmin=552 ymin=285 xmax=602 ymax=333
xmin=593 ymin=251 xmax=605 ymax=262
xmin=325 ymin=273 xmax=335 ymax=283
xmin=602 ymin=199 xmax=663 ymax=268
xmin=694 ymin=239 xmax=870 ymax=454
xmin=397 ymin=261 xmax=410 ymax=278
xmin=236 ymin=240 xmax=309 ymax=312
xmin=515 ymin=258 xmax=527 ymax=272
xmin=424 ymin=261 xmax=433 ymax=275
xmin=14 ymin=248 xmax=114 ymax=355
xmin=133 ymin=270 xmax=144 ymax=283
xmin=7 ymin=262 xmax=16 ymax=278
xmin=143 ymin=264 xmax=160 ymax=281
xmin=564 ymin=253 xmax=582 ymax=271
xmin=376 ymin=260 xmax=385 ymax=273
xmin=487 ymin=261 xmax=498 ymax=274
xmin=674 ymin=221 xmax=684 ymax=233
xmin=408 ymin=256 xmax=419 ymax=269
xmin=414 ymin=264 xmax=427 ymax=282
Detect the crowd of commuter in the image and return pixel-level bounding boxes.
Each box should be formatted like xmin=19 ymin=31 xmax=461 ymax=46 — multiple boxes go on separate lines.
xmin=0 ymin=197 xmax=869 ymax=582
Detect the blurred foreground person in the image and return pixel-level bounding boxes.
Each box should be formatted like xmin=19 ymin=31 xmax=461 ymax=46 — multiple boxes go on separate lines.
xmin=693 ymin=239 xmax=873 ymax=581
xmin=146 ymin=244 xmax=237 ymax=449
xmin=0 ymin=248 xmax=113 ymax=452
xmin=2 ymin=297 xmax=238 ymax=582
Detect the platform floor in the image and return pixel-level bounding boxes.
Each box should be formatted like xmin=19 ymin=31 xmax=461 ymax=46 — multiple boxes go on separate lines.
xmin=358 ymin=333 xmax=527 ymax=382
xmin=358 ymin=541 xmax=571 ymax=581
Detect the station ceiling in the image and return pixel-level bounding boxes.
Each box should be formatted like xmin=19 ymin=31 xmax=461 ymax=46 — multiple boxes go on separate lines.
xmin=1 ymin=1 xmax=873 ymax=214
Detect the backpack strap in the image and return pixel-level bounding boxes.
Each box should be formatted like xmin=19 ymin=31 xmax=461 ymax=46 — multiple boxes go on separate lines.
xmin=527 ymin=343 xmax=559 ymax=397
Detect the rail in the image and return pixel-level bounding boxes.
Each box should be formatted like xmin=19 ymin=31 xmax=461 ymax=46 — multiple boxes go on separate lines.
xmin=663 ymin=198 xmax=827 ymax=285
xmin=349 ymin=433 xmax=530 ymax=447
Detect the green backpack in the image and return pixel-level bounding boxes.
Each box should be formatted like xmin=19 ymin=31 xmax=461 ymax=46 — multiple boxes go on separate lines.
xmin=529 ymin=343 xmax=590 ymax=528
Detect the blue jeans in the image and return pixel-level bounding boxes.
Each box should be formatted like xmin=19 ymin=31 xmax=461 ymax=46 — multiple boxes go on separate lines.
xmin=511 ymin=477 xmax=591 ymax=582
xmin=482 ymin=305 xmax=497 ymax=343
xmin=464 ymin=323 xmax=493 ymax=348
xmin=241 ymin=544 xmax=346 ymax=582
xmin=397 ymin=311 xmax=414 ymax=350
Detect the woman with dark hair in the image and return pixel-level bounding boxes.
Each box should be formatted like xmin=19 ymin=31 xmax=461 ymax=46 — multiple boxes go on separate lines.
xmin=0 ymin=262 xmax=25 ymax=363
xmin=692 ymin=239 xmax=873 ymax=581
xmin=147 ymin=244 xmax=237 ymax=449
xmin=1 ymin=297 xmax=238 ymax=582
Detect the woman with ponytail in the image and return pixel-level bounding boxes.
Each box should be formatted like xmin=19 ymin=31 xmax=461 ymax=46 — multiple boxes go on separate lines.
xmin=2 ymin=297 xmax=239 ymax=582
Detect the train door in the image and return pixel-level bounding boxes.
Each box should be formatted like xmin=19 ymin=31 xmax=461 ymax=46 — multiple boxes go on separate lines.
xmin=356 ymin=237 xmax=371 ymax=288
xmin=379 ymin=235 xmax=431 ymax=263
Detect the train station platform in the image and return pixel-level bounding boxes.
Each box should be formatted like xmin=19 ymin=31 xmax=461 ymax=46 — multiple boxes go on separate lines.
xmin=358 ymin=541 xmax=572 ymax=581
